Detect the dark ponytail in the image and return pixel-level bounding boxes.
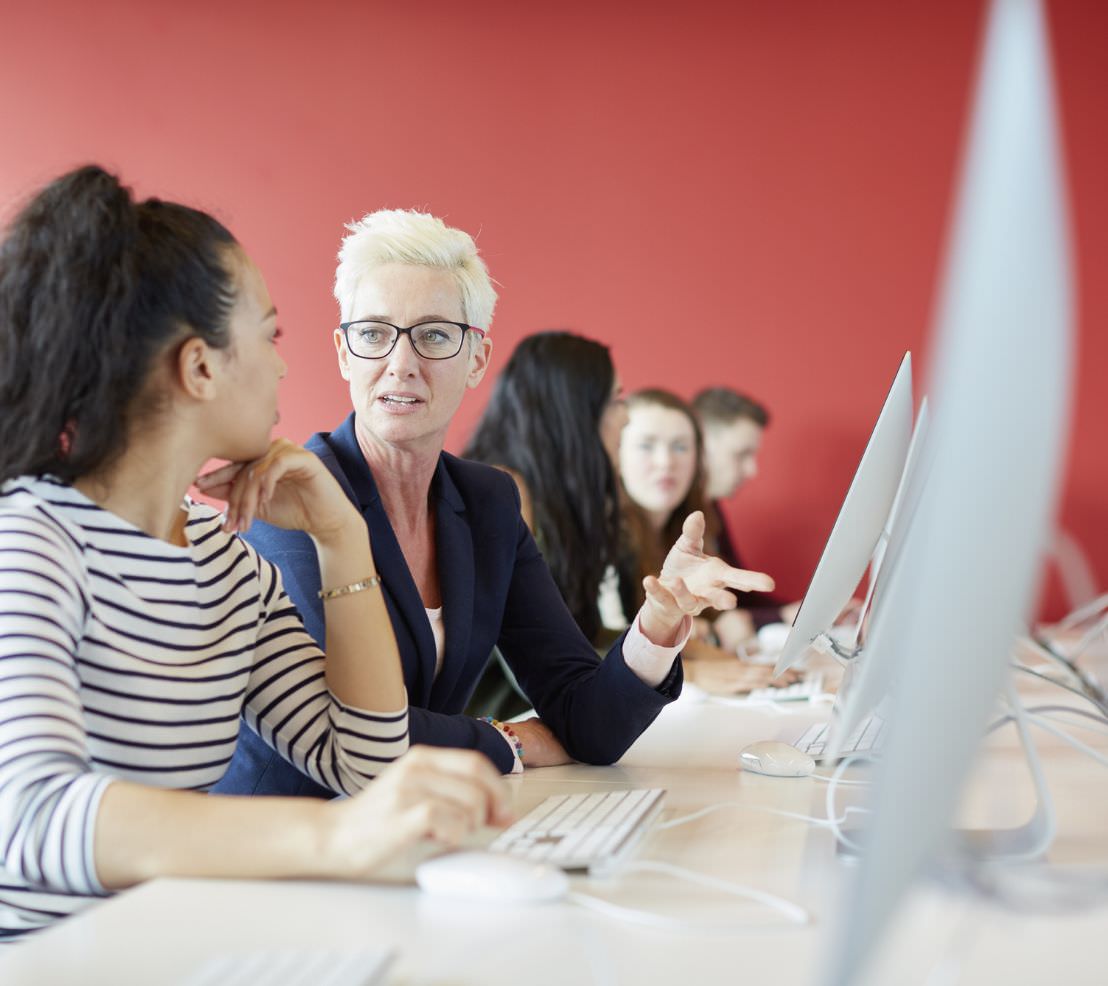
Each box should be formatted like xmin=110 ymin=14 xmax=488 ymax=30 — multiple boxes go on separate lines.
xmin=0 ymin=165 xmax=238 ymax=483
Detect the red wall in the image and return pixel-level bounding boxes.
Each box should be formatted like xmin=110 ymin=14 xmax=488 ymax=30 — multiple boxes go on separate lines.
xmin=2 ymin=1 xmax=1104 ymax=616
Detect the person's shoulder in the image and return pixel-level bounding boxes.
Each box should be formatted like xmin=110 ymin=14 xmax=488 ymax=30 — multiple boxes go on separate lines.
xmin=0 ymin=476 xmax=91 ymax=554
xmin=183 ymin=499 xmax=254 ymax=558
xmin=304 ymin=428 xmax=337 ymax=461
xmin=183 ymin=497 xmax=224 ymax=529
xmin=442 ymin=452 xmax=521 ymax=502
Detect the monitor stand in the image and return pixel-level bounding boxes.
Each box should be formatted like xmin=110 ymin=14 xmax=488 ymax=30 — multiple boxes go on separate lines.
xmin=835 ymin=679 xmax=1055 ymax=863
xmin=952 ymin=680 xmax=1055 ymax=861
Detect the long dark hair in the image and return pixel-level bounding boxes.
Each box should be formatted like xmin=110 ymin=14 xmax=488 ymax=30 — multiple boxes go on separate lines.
xmin=464 ymin=331 xmax=621 ymax=643
xmin=620 ymin=388 xmax=717 ymax=607
xmin=0 ymin=165 xmax=238 ymax=484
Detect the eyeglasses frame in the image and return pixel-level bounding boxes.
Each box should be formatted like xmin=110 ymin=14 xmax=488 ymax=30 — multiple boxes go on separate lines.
xmin=338 ymin=319 xmax=486 ymax=360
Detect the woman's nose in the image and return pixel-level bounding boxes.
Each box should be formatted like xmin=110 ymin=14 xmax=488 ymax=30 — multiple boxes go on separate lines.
xmin=385 ymin=333 xmax=420 ymax=374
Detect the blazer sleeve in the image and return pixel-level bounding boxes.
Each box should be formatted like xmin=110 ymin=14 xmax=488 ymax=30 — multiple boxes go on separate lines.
xmin=494 ymin=480 xmax=682 ymax=765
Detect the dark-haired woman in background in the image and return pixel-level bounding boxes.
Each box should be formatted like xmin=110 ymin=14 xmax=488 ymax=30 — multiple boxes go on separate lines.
xmin=464 ymin=331 xmax=627 ymax=645
xmin=0 ymin=166 xmax=507 ymax=939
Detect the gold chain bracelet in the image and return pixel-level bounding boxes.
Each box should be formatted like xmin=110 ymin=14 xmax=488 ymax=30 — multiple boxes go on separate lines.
xmin=317 ymin=575 xmax=382 ymax=601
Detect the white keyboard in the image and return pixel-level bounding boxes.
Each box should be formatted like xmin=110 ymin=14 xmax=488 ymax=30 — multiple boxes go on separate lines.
xmin=792 ymin=713 xmax=885 ymax=760
xmin=489 ymin=788 xmax=665 ymax=874
xmin=179 ymin=946 xmax=394 ymax=986
xmin=747 ymin=671 xmax=826 ymax=703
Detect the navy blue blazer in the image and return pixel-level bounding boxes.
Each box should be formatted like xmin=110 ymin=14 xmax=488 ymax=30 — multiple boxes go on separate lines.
xmin=214 ymin=414 xmax=682 ymax=796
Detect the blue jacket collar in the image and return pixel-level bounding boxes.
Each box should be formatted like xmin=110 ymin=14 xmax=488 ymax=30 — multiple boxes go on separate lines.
xmin=315 ymin=413 xmax=467 ymax=515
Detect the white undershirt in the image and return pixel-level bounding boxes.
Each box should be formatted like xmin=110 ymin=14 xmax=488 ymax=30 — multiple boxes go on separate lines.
xmin=426 ymin=606 xmax=445 ymax=679
xmin=597 ymin=564 xmax=629 ymax=631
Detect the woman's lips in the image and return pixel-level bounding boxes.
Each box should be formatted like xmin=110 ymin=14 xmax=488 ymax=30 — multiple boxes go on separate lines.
xmin=377 ymin=394 xmax=425 ymax=413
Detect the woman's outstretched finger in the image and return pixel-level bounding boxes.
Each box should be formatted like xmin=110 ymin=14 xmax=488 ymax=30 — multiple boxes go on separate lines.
xmin=701 ymin=588 xmax=738 ymax=611
xmin=719 ymin=566 xmax=776 ymax=593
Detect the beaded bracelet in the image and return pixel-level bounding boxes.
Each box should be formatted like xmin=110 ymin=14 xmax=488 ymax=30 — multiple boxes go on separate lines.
xmin=317 ymin=574 xmax=382 ymax=601
xmin=479 ymin=716 xmax=525 ymax=763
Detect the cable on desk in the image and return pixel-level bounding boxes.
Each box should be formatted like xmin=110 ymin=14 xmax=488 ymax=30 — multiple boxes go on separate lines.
xmin=824 ymin=752 xmax=878 ymax=854
xmin=1022 ymin=712 xmax=1108 ymax=770
xmin=567 ymin=859 xmax=810 ymax=931
xmin=1014 ymin=639 xmax=1108 ymax=715
xmin=988 ymin=704 xmax=1108 ymax=736
xmin=656 ymin=800 xmax=869 ymax=833
xmin=810 ymin=771 xmax=873 ymax=785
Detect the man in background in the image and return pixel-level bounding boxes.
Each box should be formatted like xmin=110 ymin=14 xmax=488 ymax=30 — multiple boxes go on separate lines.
xmin=692 ymin=388 xmax=799 ymax=650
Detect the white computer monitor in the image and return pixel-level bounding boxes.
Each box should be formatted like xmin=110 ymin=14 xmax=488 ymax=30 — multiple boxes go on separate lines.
xmin=828 ymin=397 xmax=931 ymax=746
xmin=772 ymin=352 xmax=915 ymax=679
xmin=821 ymin=0 xmax=1074 ymax=983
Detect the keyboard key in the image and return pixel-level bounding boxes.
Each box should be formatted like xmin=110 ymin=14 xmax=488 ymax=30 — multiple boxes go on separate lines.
xmin=491 ymin=789 xmax=665 ymax=873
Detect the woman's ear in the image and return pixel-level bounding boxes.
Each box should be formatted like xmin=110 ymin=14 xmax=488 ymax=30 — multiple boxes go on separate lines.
xmin=176 ymin=336 xmax=219 ymax=401
xmin=466 ymin=335 xmax=494 ymax=389
xmin=334 ymin=327 xmax=352 ymax=381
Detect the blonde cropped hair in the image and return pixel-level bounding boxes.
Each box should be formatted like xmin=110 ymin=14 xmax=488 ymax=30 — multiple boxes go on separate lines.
xmin=334 ymin=209 xmax=498 ymax=330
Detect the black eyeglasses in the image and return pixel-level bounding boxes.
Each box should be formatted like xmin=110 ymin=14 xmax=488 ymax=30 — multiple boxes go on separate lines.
xmin=339 ymin=320 xmax=485 ymax=360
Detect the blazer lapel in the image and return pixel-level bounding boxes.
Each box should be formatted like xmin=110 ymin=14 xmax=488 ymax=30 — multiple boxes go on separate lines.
xmin=429 ymin=458 xmax=475 ymax=707
xmin=323 ymin=417 xmax=439 ymax=703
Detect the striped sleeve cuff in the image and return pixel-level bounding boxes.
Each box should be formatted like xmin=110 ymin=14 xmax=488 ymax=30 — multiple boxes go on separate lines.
xmin=321 ymin=700 xmax=410 ymax=795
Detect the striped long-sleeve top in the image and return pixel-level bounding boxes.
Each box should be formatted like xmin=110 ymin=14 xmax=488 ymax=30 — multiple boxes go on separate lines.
xmin=0 ymin=476 xmax=409 ymax=939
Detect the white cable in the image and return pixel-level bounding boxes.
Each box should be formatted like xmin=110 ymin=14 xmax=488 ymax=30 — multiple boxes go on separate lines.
xmin=1073 ymin=609 xmax=1108 ymax=660
xmin=811 ymin=771 xmax=873 ymax=786
xmin=567 ymin=860 xmax=810 ymax=930
xmin=1031 ymin=708 xmax=1108 ymax=735
xmin=1012 ymin=662 xmax=1108 ymax=717
xmin=1023 ymin=712 xmax=1108 ymax=769
xmin=656 ymin=800 xmax=869 ymax=832
xmin=825 ymin=753 xmax=878 ymax=853
xmin=989 ymin=704 xmax=1108 ymax=736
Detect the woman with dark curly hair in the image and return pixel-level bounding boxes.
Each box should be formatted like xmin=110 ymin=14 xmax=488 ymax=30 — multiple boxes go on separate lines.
xmin=0 ymin=166 xmax=507 ymax=940
xmin=463 ymin=331 xmax=627 ymax=645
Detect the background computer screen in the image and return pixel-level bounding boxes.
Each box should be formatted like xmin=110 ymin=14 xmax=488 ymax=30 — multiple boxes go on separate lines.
xmin=772 ymin=351 xmax=914 ymax=679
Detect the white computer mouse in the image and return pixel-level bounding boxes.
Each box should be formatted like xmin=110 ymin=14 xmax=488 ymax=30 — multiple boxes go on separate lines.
xmin=755 ymin=621 xmax=792 ymax=656
xmin=415 ymin=851 xmax=569 ymax=903
xmin=739 ymin=740 xmax=816 ymax=778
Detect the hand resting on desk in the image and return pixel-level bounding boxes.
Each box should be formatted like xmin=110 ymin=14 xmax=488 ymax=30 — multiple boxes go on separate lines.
xmin=510 ymin=717 xmax=574 ymax=768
